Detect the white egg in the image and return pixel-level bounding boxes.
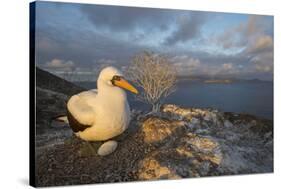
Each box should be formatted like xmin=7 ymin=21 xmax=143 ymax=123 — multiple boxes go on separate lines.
xmin=97 ymin=140 xmax=118 ymax=156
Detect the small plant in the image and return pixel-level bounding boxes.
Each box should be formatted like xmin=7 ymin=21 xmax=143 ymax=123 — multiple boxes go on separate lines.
xmin=127 ymin=51 xmax=177 ymax=113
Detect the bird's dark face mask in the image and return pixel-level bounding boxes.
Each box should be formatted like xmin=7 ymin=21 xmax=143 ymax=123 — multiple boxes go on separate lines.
xmin=111 ymin=75 xmax=138 ymax=94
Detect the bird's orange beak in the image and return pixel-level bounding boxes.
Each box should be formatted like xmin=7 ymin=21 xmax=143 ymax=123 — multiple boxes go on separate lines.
xmin=114 ymin=78 xmax=139 ymax=94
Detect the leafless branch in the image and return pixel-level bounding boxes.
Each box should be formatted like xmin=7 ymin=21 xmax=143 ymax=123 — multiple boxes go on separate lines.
xmin=127 ymin=51 xmax=177 ymax=112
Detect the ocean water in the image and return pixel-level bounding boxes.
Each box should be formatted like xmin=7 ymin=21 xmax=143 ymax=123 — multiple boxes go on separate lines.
xmin=76 ymin=80 xmax=273 ymax=120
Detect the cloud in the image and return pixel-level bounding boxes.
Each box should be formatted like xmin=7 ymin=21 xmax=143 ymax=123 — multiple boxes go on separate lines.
xmin=213 ymin=15 xmax=272 ymax=50
xmin=35 ymin=26 xmax=143 ymax=71
xmin=210 ymin=15 xmax=273 ymax=78
xmin=170 ymin=55 xmax=202 ymax=75
xmin=164 ymin=13 xmax=206 ymax=45
xmin=255 ymin=64 xmax=272 ymax=72
xmin=80 ymin=5 xmax=209 ymax=47
xmin=237 ymin=15 xmax=270 ymax=39
xmin=170 ymin=52 xmax=266 ymax=80
xmin=80 ymin=4 xmax=173 ymax=32
xmin=214 ymin=29 xmax=244 ymax=49
xmin=245 ymin=34 xmax=273 ymax=75
xmin=95 ymin=58 xmax=119 ymax=71
xmin=171 ymin=56 xmax=233 ymax=77
xmin=246 ymin=35 xmax=273 ymax=54
xmin=222 ymin=63 xmax=233 ymax=70
xmin=171 ymin=55 xmax=201 ymax=68
xmin=44 ymin=59 xmax=75 ymax=72
xmin=250 ymin=51 xmax=273 ymax=72
xmin=37 ymin=36 xmax=60 ymax=53
xmin=97 ymin=58 xmax=116 ymax=65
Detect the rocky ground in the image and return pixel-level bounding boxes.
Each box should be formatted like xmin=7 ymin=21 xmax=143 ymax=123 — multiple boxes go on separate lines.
xmin=35 ymin=68 xmax=273 ymax=187
xmin=35 ymin=104 xmax=273 ymax=186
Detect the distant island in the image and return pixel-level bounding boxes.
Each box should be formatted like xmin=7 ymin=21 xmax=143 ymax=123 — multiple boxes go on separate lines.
xmin=204 ymin=79 xmax=232 ymax=84
xmin=176 ymin=75 xmax=272 ymax=84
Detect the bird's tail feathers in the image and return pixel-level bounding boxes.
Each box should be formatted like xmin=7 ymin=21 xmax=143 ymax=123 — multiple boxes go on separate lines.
xmin=53 ymin=115 xmax=69 ymax=124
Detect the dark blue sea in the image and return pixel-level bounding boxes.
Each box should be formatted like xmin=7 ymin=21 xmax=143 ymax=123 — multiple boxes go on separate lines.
xmin=75 ymin=80 xmax=273 ymax=120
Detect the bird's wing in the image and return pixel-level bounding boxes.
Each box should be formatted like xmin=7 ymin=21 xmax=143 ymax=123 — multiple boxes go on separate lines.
xmin=67 ymin=90 xmax=97 ymax=127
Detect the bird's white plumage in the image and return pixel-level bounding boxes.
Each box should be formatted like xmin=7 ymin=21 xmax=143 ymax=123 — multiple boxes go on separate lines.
xmin=67 ymin=67 xmax=131 ymax=141
xmin=67 ymin=90 xmax=97 ymax=125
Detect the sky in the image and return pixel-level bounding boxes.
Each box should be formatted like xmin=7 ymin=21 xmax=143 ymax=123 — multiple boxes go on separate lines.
xmin=34 ymin=1 xmax=274 ymax=81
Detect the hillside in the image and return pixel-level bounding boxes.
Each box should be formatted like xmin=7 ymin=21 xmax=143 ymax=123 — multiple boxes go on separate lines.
xmin=36 ymin=67 xmax=84 ymax=96
xmin=35 ymin=67 xmax=84 ymax=137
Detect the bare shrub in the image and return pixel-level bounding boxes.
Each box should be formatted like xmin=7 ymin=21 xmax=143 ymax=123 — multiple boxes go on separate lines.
xmin=127 ymin=51 xmax=177 ymax=113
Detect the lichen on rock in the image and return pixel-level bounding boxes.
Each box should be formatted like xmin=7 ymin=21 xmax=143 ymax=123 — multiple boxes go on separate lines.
xmin=141 ymin=117 xmax=186 ymax=144
xmin=138 ymin=157 xmax=181 ymax=180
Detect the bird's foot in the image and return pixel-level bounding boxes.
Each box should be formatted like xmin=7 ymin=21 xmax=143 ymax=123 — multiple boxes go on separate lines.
xmin=78 ymin=141 xmax=102 ymax=157
xmin=64 ymin=134 xmax=78 ymax=145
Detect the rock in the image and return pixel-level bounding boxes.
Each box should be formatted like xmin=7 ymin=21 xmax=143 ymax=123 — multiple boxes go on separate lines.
xmin=203 ymin=113 xmax=212 ymax=121
xmin=141 ymin=117 xmax=186 ymax=144
xmin=138 ymin=158 xmax=181 ymax=180
xmin=189 ymin=138 xmax=222 ymax=165
xmin=189 ymin=118 xmax=200 ymax=129
xmin=224 ymin=120 xmax=233 ymax=128
xmin=136 ymin=110 xmax=226 ymax=180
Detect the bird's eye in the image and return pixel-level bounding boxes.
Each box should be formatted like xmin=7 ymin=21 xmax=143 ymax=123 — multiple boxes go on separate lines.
xmin=111 ymin=75 xmax=122 ymax=85
xmin=113 ymin=75 xmax=121 ymax=81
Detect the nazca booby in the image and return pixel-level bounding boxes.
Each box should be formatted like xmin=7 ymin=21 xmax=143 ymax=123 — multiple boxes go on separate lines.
xmin=61 ymin=66 xmax=138 ymax=156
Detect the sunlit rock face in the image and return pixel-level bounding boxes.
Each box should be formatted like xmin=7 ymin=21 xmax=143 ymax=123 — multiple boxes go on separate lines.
xmin=135 ymin=104 xmax=273 ymax=180
xmin=138 ymin=158 xmax=181 ymax=180
xmin=137 ymin=130 xmax=223 ymax=179
xmin=141 ymin=117 xmax=186 ymax=144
